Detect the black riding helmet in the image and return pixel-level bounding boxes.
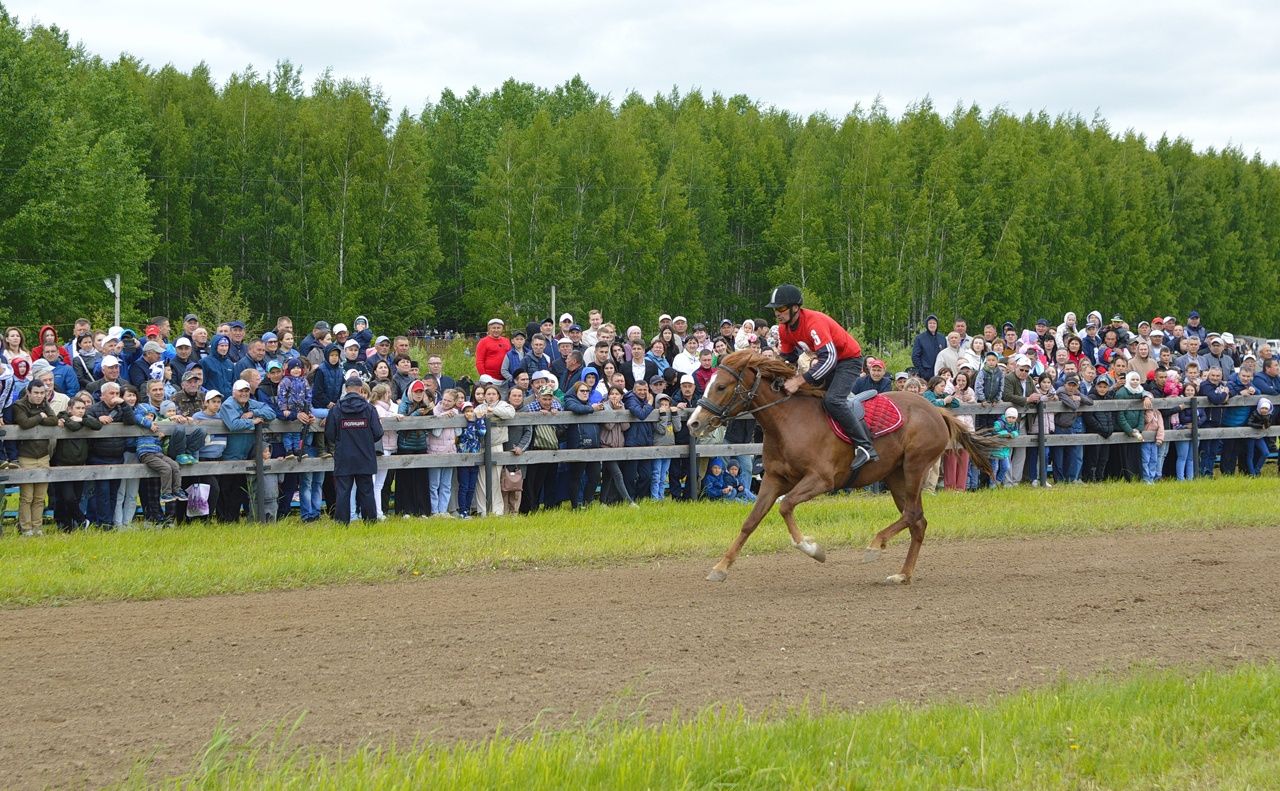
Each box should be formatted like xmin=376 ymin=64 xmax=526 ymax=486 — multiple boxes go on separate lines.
xmin=766 ymin=284 xmax=803 ymax=309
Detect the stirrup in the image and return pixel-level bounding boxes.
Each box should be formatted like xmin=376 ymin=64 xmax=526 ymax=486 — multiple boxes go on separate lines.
xmin=850 ymin=446 xmax=876 ymax=471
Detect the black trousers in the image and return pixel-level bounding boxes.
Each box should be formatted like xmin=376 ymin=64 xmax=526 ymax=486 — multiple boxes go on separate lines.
xmin=1119 ymin=442 xmax=1142 ymax=482
xmin=395 ymin=453 xmax=430 ymax=516
xmin=820 ymin=357 xmax=873 ymax=450
xmin=521 ymin=462 xmax=553 ymax=512
xmin=1082 ymin=443 xmax=1111 ymax=482
xmin=216 ymin=474 xmax=248 ymax=522
xmin=334 ymin=474 xmax=376 ymax=523
xmin=569 ymin=461 xmax=601 ymax=508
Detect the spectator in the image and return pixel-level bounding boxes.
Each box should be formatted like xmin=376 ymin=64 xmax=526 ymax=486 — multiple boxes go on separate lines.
xmin=501 ymin=330 xmax=527 ymax=383
xmin=50 ymin=393 xmax=101 ymax=531
xmin=853 ymin=357 xmax=892 ymax=395
xmin=1002 ymin=355 xmax=1037 ymax=484
xmin=521 ymin=384 xmax=563 ymax=512
xmin=225 ymin=321 xmax=247 ymax=362
xmin=454 ymin=401 xmax=486 ymax=519
xmin=475 ymin=318 xmax=511 ymax=380
xmin=911 ymin=315 xmax=945 ymax=376
xmin=1113 ymin=371 xmax=1147 ymax=482
xmin=234 ymin=338 xmax=268 ymax=381
xmin=471 ymin=384 xmax=516 ymax=516
xmin=563 ymin=378 xmax=603 ymax=510
xmin=990 ymin=408 xmax=1018 ymax=487
xmin=12 ymin=379 xmax=60 ymax=535
xmin=325 ymin=376 xmax=383 ymax=524
xmin=84 ymin=382 xmax=137 ymax=527
xmin=1053 ymin=373 xmax=1092 ymax=483
xmin=500 ymin=387 xmax=532 ymax=514
xmin=651 ymin=391 xmax=682 ymax=499
xmin=622 ymin=378 xmax=655 ymax=500
xmin=39 ymin=342 xmax=79 ymax=396
xmin=134 ymin=400 xmax=185 ymax=505
xmin=933 ymin=332 xmax=965 ymax=377
xmin=217 ymin=379 xmax=277 ymax=521
xmin=702 ymin=458 xmax=740 ymax=501
xmin=672 ymin=334 xmax=701 ymax=376
xmin=87 ymin=354 xmax=124 ymax=399
xmin=1139 ymin=394 xmax=1166 ymax=483
xmin=427 ymin=387 xmax=462 ymax=517
xmin=1244 ymin=398 xmax=1272 ymax=476
xmin=199 ymin=335 xmax=236 ymax=397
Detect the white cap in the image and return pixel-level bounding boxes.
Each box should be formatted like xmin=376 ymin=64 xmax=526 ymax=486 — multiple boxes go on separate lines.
xmin=108 ymin=325 xmax=123 ymax=339
xmin=100 ymin=355 xmax=120 ymax=367
xmin=559 ymin=312 xmax=573 ymax=323
xmin=487 ymin=317 xmax=504 ymax=326
xmin=204 ymin=389 xmax=223 ymax=402
xmin=344 ymin=338 xmax=359 ymax=348
xmin=174 ymin=336 xmax=192 ymax=347
xmin=659 ymin=313 xmax=672 ymax=322
xmin=531 ymin=370 xmax=552 ymax=381
xmin=1004 ymin=407 xmax=1019 ymax=419
xmin=333 ymin=323 xmax=348 ymax=334
xmin=672 ymin=315 xmax=687 ymax=324
xmin=680 ymin=374 xmax=695 ymax=385
xmin=557 ymin=336 xmax=573 ymax=345
xmin=1259 ymin=398 xmax=1273 ymax=411
xmin=1221 ymin=332 xmax=1235 ymax=345
xmin=477 ymin=374 xmax=500 ymax=384
xmin=1243 ymin=352 xmax=1257 ymax=361
xmin=232 ymin=379 xmax=251 ymax=391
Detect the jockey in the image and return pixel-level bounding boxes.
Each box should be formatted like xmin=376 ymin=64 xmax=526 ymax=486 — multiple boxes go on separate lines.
xmin=767 ymin=284 xmax=881 ymax=472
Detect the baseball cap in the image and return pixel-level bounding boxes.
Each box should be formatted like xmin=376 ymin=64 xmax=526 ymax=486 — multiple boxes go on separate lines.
xmin=182 ymin=369 xmax=201 ymax=381
xmin=1064 ymin=373 xmax=1080 ymax=384
xmin=866 ymin=357 xmax=884 ymax=369
xmin=720 ymin=319 xmax=733 ymax=326
xmin=557 ymin=336 xmax=573 ymax=345
xmin=1137 ymin=320 xmax=1150 ymax=328
xmin=1150 ymin=329 xmax=1165 ymax=338
xmin=672 ymin=315 xmax=687 ymax=324
xmin=344 ymin=339 xmax=359 ymax=348
xmin=1164 ymin=315 xmax=1176 ymax=324
xmin=1221 ymin=332 xmax=1235 ymax=345
xmin=1095 ymin=375 xmax=1113 ymax=386
xmin=1002 ymin=321 xmax=1015 ymax=331
xmin=261 ymin=331 xmax=278 ymax=342
xmin=680 ymin=374 xmax=695 ymax=385
xmin=204 ymin=390 xmax=223 ymax=402
xmin=183 ymin=313 xmax=198 ymax=322
xmin=145 ymin=324 xmax=161 ymax=336
xmin=409 ymin=380 xmax=426 ymax=393
xmin=1243 ymin=352 xmax=1257 ymax=361
xmin=569 ymin=324 xmax=582 ymax=332
xmin=648 ymin=375 xmax=665 ymax=386
xmin=531 ymin=370 xmax=552 ymax=381
xmin=333 ymin=323 xmax=348 ymax=335
xmin=1207 ymin=333 xmax=1222 ymax=343
xmin=1152 ymin=316 xmax=1165 ymax=325
xmin=143 ymin=341 xmax=165 ymax=354
xmin=559 ymin=312 xmax=573 ymax=323
xmin=894 ymin=372 xmax=909 ymax=381
xmin=1146 ymin=370 xmax=1157 ymax=381
xmin=1035 ymin=317 xmax=1048 ymax=326
xmin=101 ymin=355 xmax=120 ymax=367
xmin=1188 ymin=310 xmax=1200 ymax=319
xmin=487 ymin=318 xmax=504 ymax=327
xmin=266 ymin=360 xmax=282 ymax=371
xmin=984 ymin=350 xmax=999 ymax=359
xmin=659 ymin=313 xmax=672 ymax=322
xmin=174 ymin=337 xmax=192 ymax=348
xmin=314 ymin=320 xmax=330 ymax=330
xmin=228 ymin=320 xmax=245 ymax=330
xmin=1111 ymin=313 xmax=1124 ymax=322
xmin=511 ymin=330 xmax=526 ymax=339
xmin=232 ymin=379 xmax=251 ymax=391
xmin=375 ymin=335 xmax=390 ymax=344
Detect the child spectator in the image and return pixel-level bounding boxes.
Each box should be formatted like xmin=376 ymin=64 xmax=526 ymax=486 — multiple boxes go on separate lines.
xmin=276 ymin=357 xmax=313 ymax=460
xmin=724 ymin=461 xmax=756 ymax=502
xmin=455 ymin=401 xmax=487 ymax=518
xmin=650 ymin=392 xmax=682 ymax=499
xmin=1245 ymin=398 xmax=1273 ymax=476
xmin=369 ymin=383 xmax=399 ymax=520
xmin=135 ymin=401 xmax=186 ymax=505
xmin=702 ymin=458 xmax=736 ymax=500
xmin=1140 ymin=395 xmax=1166 ymax=483
xmin=991 ymin=407 xmax=1019 ymax=487
xmin=427 ymin=387 xmax=462 ymax=516
xmin=50 ymin=394 xmax=102 ymax=530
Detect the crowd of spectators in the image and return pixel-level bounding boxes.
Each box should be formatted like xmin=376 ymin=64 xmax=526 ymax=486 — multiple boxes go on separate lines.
xmin=1 ymin=307 xmax=1275 ymax=536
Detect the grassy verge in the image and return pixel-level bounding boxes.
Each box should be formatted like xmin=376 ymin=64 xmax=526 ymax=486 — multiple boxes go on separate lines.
xmin=120 ymin=664 xmax=1280 ymax=789
xmin=2 ymin=476 xmax=1275 ymax=607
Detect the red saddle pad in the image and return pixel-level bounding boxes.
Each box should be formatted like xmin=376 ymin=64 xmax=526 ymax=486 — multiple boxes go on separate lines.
xmin=826 ymin=394 xmax=904 ymax=444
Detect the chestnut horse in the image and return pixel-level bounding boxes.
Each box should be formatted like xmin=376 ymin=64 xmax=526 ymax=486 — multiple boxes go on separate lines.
xmin=686 ymin=350 xmax=1002 ymax=585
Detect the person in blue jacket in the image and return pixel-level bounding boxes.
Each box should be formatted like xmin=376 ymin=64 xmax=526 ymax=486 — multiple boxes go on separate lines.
xmin=911 ymin=315 xmax=946 ymax=377
xmin=623 ymin=378 xmax=655 ymax=500
xmin=199 ymin=334 xmax=236 ymax=398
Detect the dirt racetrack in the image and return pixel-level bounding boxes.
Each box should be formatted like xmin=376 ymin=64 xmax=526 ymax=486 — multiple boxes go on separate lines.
xmin=3 ymin=525 xmax=1279 ymax=789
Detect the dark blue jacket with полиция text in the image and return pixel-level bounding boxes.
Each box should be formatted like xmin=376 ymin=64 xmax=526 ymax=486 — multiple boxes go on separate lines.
xmin=325 ymin=392 xmax=384 ymax=476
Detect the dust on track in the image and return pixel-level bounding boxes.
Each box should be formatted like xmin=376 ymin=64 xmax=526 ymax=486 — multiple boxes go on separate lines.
xmin=3 ymin=525 xmax=1278 ymax=789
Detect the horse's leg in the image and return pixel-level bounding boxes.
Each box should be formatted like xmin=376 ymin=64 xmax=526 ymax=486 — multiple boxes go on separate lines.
xmin=706 ymin=475 xmax=790 ymax=582
xmin=883 ymin=454 xmax=932 ymax=585
xmin=862 ymin=469 xmax=910 ymax=563
xmin=776 ymin=472 xmax=837 ymax=564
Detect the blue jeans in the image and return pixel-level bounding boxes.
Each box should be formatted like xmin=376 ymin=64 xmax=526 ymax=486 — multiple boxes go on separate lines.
xmin=990 ymin=457 xmax=1010 ymax=487
xmin=1200 ymin=438 xmax=1221 ymax=476
xmin=1052 ymin=420 xmax=1084 ymax=483
xmin=650 ymin=458 xmax=671 ymax=499
xmin=1245 ymin=438 xmax=1269 ymax=475
xmin=299 ymin=446 xmax=324 ymax=520
xmin=1172 ymin=441 xmax=1195 ymax=480
xmin=1025 ymin=440 xmax=1049 ymax=483
xmin=1141 ymin=442 xmax=1161 ymax=482
xmin=457 ymin=465 xmax=478 ymax=514
xmin=428 ymin=466 xmax=453 ymax=514
xmin=87 ymin=455 xmax=123 ymax=526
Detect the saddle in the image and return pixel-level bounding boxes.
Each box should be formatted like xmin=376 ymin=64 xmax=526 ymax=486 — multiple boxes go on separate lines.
xmin=825 ymin=391 xmax=904 ymax=444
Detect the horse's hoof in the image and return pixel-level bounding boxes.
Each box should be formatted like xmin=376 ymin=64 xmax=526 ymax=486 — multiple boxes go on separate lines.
xmin=793 ymin=539 xmax=825 ymax=563
xmin=882 ymin=573 xmax=910 ymax=585
xmin=862 ymin=548 xmax=882 ymax=564
xmin=706 ymin=568 xmax=729 ymax=583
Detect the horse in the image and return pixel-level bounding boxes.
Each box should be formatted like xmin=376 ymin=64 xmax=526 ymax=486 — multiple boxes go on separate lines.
xmin=686 ymin=350 xmax=1003 ymax=585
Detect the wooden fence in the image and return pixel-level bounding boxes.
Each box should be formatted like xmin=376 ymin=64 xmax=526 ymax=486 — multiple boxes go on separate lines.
xmin=2 ymin=395 xmax=1276 ymax=518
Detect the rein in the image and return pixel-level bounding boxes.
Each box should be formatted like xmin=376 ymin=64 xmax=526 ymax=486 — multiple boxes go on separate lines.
xmin=695 ymin=363 xmax=794 ymax=423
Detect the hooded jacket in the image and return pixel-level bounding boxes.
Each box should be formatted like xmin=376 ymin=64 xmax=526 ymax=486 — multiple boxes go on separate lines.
xmin=13 ymin=394 xmax=59 ymax=458
xmin=39 ymin=325 xmax=72 ymax=366
xmin=199 ymin=334 xmax=236 ymax=397
xmin=325 ymin=390 xmax=383 ymax=475
xmin=311 ymin=344 xmax=345 ymax=409
xmin=911 ymin=315 xmax=946 ymax=375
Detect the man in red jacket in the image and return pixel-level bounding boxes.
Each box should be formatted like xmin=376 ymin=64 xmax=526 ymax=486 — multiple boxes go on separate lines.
xmin=768 ymin=284 xmax=879 ymax=472
xmin=475 ymin=318 xmax=511 ymax=381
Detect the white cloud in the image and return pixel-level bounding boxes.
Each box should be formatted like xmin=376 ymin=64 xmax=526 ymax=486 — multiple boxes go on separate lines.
xmin=10 ymin=0 xmax=1279 ymax=161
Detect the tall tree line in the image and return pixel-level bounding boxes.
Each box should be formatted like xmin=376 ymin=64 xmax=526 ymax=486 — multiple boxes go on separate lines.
xmin=2 ymin=8 xmax=1278 ymax=343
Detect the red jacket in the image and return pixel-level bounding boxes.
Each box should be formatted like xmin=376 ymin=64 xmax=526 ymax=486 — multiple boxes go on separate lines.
xmin=475 ymin=335 xmax=512 ymax=379
xmin=777 ymin=309 xmax=861 ymax=384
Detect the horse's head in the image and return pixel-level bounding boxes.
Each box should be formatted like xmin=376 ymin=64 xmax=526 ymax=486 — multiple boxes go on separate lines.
xmin=688 ymin=353 xmax=788 ymax=437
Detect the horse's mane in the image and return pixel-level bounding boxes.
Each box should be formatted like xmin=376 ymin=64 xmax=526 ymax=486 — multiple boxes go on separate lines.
xmin=718 ymin=349 xmax=825 ymax=397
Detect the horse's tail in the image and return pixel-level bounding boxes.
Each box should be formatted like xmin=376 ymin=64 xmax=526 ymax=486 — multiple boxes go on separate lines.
xmin=939 ymin=410 xmax=1000 ymax=478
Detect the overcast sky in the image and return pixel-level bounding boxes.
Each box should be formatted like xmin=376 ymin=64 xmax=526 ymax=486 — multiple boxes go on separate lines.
xmin=12 ymin=0 xmax=1279 ymax=163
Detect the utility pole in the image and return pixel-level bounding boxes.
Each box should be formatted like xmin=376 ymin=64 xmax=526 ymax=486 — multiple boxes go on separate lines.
xmin=103 ymin=274 xmax=121 ymax=327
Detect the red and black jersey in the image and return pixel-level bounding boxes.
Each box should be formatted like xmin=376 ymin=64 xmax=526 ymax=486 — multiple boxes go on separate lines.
xmin=777 ymin=309 xmax=862 ymax=384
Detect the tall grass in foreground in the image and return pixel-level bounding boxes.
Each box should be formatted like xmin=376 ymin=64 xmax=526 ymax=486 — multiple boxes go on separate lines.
xmin=120 ymin=665 xmax=1280 ymax=790
xmin=2 ymin=476 xmax=1276 ymax=606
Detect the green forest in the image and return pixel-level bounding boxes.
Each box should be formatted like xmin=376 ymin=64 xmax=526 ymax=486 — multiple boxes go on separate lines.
xmin=3 ymin=7 xmax=1278 ymax=344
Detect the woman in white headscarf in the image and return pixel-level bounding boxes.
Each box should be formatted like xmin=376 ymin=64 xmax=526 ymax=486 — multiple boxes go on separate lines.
xmin=1113 ymin=371 xmax=1148 ymax=482
xmin=734 ymin=319 xmax=756 ymax=350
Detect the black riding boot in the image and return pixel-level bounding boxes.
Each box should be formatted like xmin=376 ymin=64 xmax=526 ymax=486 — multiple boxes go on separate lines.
xmin=841 ymin=415 xmax=880 ymax=471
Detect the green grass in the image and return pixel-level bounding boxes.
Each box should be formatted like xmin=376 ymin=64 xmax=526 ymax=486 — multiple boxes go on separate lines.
xmin=2 ymin=476 xmax=1276 ymax=607
xmin=120 ymin=664 xmax=1280 ymax=789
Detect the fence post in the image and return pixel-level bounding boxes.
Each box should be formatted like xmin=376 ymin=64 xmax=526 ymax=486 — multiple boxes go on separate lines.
xmin=483 ymin=438 xmax=494 ymax=514
xmin=253 ymin=423 xmax=267 ymax=523
xmin=1035 ymin=400 xmax=1047 ymax=487
xmin=687 ymin=431 xmax=700 ymax=500
xmin=1189 ymin=396 xmax=1200 ymax=480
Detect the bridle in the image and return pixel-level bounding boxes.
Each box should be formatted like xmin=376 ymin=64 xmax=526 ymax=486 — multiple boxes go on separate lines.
xmin=695 ymin=363 xmax=793 ymax=425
